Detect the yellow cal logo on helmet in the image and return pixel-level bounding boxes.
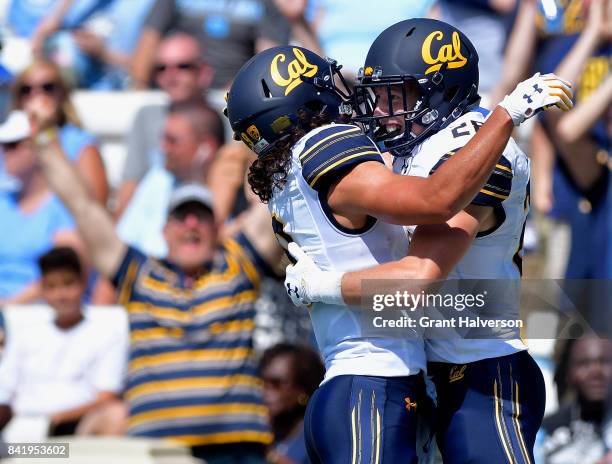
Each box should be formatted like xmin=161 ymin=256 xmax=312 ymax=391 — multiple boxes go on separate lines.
xmin=270 ymin=48 xmax=318 ymax=96
xmin=421 ymin=30 xmax=467 ymax=75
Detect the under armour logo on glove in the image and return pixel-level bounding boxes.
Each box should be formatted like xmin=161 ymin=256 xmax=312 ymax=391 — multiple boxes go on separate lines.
xmin=286 ymin=282 xmax=300 ymax=300
xmin=498 ymin=72 xmax=574 ymax=125
xmin=284 ymin=242 xmax=345 ymax=308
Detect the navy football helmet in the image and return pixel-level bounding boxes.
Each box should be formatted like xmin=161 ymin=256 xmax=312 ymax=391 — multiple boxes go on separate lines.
xmin=225 ymin=46 xmax=352 ymax=157
xmin=353 ymin=18 xmax=480 ymax=156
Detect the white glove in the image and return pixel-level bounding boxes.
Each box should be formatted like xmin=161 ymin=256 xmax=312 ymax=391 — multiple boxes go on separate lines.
xmin=499 ymin=72 xmax=574 ymax=126
xmin=284 ymin=242 xmax=345 ymax=308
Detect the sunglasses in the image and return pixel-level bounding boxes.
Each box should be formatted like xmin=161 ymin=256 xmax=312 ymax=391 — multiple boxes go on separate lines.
xmin=19 ymin=82 xmax=59 ymax=97
xmin=1 ymin=140 xmax=26 ymax=151
xmin=155 ymin=62 xmax=199 ymax=73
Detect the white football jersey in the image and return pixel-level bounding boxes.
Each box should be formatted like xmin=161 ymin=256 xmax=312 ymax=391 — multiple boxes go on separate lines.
xmin=393 ymin=108 xmax=529 ymax=364
xmin=269 ymin=123 xmax=426 ymax=381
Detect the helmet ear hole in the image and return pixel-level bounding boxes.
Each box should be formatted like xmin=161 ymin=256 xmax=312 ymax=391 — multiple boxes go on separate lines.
xmin=261 ymin=79 xmax=272 ymax=98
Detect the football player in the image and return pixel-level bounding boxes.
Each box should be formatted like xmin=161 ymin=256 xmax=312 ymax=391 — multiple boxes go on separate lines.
xmin=225 ymin=37 xmax=571 ymax=463
xmin=283 ymin=19 xmax=573 ymax=464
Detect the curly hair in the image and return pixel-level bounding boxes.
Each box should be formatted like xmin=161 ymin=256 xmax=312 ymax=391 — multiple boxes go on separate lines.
xmin=248 ymin=108 xmax=350 ymax=203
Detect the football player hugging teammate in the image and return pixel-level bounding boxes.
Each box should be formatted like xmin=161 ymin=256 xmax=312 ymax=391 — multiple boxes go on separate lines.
xmin=225 ymin=18 xmax=573 ymax=464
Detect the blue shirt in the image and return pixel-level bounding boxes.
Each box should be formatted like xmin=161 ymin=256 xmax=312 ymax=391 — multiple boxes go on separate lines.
xmin=0 ymin=193 xmax=75 ymax=298
xmin=58 ymin=123 xmax=97 ymax=161
xmin=7 ymin=0 xmax=58 ymax=37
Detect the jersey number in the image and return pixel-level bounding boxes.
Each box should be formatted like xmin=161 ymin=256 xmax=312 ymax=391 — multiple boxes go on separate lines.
xmin=451 ymin=120 xmax=483 ymax=139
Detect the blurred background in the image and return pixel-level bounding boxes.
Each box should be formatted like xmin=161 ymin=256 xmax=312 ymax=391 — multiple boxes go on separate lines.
xmin=0 ymin=0 xmax=609 ymax=463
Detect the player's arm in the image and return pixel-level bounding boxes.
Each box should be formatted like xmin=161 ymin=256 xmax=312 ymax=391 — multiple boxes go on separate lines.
xmin=329 ymin=108 xmax=511 ymax=225
xmin=340 ymin=205 xmax=491 ymax=306
xmin=285 ymin=205 xmax=492 ymax=307
xmin=34 ymin=132 xmax=126 ymax=279
xmin=329 ymin=74 xmax=572 ymax=225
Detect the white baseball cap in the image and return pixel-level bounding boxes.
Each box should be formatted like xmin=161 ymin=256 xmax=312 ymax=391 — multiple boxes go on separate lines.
xmin=0 ymin=111 xmax=31 ymax=143
xmin=167 ymin=183 xmax=215 ymax=216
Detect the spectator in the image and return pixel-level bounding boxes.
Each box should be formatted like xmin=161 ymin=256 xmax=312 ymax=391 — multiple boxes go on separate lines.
xmin=114 ymin=32 xmax=214 ymax=218
xmin=490 ymin=0 xmax=610 ymax=278
xmin=541 ymin=0 xmax=612 ymax=279
xmin=117 ymin=101 xmax=225 ymax=257
xmin=32 ymin=115 xmax=283 ymax=461
xmin=130 ymin=0 xmax=291 ymax=90
xmin=0 ymin=246 xmax=127 ymax=436
xmin=538 ymin=335 xmax=612 ymax=463
xmin=0 ymin=110 xmax=79 ymax=304
xmin=260 ymin=343 xmax=324 ymax=464
xmin=11 ymin=59 xmax=109 ymax=204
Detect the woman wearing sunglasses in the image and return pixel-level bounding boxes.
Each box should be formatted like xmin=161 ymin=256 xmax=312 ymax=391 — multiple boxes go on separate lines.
xmin=12 ymin=59 xmax=108 ymax=204
xmin=0 ymin=60 xmax=114 ymax=305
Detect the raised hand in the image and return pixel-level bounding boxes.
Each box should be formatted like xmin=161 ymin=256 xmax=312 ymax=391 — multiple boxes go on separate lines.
xmin=499 ymin=72 xmax=574 ymax=126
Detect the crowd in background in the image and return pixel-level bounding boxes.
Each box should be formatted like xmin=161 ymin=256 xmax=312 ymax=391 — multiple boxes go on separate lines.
xmin=0 ymin=0 xmax=609 ymax=463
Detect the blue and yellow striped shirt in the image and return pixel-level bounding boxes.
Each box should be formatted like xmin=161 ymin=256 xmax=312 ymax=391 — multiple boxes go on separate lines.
xmin=112 ymin=233 xmax=272 ymax=447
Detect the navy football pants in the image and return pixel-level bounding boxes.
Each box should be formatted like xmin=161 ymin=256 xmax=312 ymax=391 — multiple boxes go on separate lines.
xmin=429 ymin=350 xmax=545 ymax=464
xmin=304 ymin=374 xmax=425 ymax=463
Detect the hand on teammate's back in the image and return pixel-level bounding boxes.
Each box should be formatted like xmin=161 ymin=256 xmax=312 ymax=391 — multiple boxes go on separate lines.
xmin=285 ymin=242 xmax=344 ymax=308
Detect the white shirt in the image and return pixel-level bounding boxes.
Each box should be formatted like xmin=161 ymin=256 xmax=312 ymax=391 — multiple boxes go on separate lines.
xmin=0 ymin=316 xmax=128 ymax=415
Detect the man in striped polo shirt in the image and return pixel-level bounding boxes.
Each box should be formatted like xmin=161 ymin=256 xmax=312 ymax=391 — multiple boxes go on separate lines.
xmin=34 ymin=122 xmax=282 ymax=463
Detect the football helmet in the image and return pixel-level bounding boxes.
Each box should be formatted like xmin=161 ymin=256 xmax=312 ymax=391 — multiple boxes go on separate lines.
xmin=353 ymin=18 xmax=480 ymax=156
xmin=225 ymin=46 xmax=352 ymax=157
